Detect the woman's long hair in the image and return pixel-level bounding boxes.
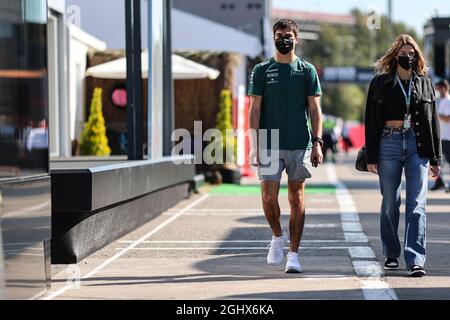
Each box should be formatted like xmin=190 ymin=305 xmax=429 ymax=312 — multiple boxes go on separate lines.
xmin=374 ymin=34 xmax=427 ymax=76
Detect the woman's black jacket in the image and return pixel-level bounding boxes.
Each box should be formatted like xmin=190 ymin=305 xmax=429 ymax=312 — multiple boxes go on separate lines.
xmin=364 ymin=72 xmax=442 ymax=166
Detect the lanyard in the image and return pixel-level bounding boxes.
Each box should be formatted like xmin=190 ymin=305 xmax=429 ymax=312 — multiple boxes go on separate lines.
xmin=396 ymin=75 xmax=413 ymax=114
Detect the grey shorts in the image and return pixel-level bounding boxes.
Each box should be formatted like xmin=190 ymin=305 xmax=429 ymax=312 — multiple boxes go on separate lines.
xmin=257 ymin=149 xmax=313 ymax=182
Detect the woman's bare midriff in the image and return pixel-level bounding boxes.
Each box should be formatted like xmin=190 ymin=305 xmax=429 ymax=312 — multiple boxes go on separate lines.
xmin=385 ymin=120 xmax=405 ymax=129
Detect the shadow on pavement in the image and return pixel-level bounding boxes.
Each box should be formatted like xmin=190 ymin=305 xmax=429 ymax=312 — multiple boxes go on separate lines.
xmin=218 ymin=289 xmax=365 ymax=300
xmin=218 ymin=287 xmax=450 ymax=300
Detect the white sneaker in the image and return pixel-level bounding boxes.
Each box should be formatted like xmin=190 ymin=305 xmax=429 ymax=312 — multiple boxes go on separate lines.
xmin=267 ymin=232 xmax=287 ymax=266
xmin=285 ymin=252 xmax=302 ymax=273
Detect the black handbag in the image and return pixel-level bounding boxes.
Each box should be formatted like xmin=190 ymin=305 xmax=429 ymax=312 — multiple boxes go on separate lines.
xmin=355 ymin=146 xmax=369 ymax=172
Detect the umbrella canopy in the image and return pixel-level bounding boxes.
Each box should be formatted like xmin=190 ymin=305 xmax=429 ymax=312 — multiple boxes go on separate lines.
xmin=85 ymin=52 xmax=221 ymax=80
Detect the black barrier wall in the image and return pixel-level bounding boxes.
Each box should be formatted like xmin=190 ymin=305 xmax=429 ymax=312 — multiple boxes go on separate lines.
xmin=0 ymin=0 xmax=52 ymax=300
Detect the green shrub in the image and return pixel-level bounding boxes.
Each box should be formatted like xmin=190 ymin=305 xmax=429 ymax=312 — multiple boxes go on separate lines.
xmin=215 ymin=89 xmax=236 ymax=163
xmin=80 ymin=88 xmax=111 ymax=156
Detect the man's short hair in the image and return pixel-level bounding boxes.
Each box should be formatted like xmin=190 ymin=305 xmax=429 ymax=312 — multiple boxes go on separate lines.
xmin=436 ymin=79 xmax=450 ymax=91
xmin=273 ymin=19 xmax=299 ymax=37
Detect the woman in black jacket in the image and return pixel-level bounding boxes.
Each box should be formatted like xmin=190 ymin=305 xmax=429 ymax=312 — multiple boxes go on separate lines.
xmin=365 ymin=34 xmax=442 ymax=277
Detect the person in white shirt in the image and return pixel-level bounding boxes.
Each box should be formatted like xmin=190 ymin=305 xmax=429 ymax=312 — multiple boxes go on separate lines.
xmin=431 ymin=79 xmax=450 ymax=191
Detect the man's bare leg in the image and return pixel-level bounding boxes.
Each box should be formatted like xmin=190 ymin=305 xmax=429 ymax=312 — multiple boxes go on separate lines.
xmin=288 ymin=181 xmax=306 ymax=252
xmin=261 ymin=181 xmax=282 ymax=237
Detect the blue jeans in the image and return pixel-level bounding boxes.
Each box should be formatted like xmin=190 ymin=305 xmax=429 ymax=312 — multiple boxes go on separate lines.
xmin=378 ymin=127 xmax=429 ymax=268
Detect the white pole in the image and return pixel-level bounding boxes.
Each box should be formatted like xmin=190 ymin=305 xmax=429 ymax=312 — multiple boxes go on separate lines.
xmin=147 ymin=0 xmax=153 ymax=159
xmin=237 ymin=84 xmax=246 ymax=167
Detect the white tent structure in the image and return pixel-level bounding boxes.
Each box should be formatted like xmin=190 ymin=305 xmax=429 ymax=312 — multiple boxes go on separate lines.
xmin=68 ymin=24 xmax=107 ymax=151
xmin=172 ymin=8 xmax=263 ymax=58
xmin=85 ymin=52 xmax=220 ymax=80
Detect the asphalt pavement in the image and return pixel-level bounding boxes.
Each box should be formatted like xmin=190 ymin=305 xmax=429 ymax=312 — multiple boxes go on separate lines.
xmin=42 ymin=151 xmax=450 ymax=300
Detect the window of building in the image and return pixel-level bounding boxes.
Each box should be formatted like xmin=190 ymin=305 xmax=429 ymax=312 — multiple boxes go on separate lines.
xmin=0 ymin=0 xmax=49 ymax=177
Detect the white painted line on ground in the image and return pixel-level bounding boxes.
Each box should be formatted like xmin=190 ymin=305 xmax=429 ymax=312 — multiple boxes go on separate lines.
xmin=326 ymin=164 xmax=338 ymax=185
xmin=426 ymin=240 xmax=450 ymax=244
xmin=344 ymin=232 xmax=369 ymax=243
xmin=117 ymin=239 xmax=368 ymax=244
xmin=302 ymin=277 xmax=354 ymax=281
xmin=168 ymin=208 xmax=262 ymax=212
xmin=348 ymin=247 xmax=377 ymax=259
xmin=352 ymin=261 xmax=383 ymax=277
xmin=341 ymin=213 xmax=360 ymax=222
xmin=164 ymin=208 xmax=339 ymax=216
xmin=114 ymin=246 xmax=362 ymax=251
xmin=360 ymin=280 xmax=398 ymax=300
xmin=167 ymin=207 xmax=336 ymax=212
xmin=28 ymin=289 xmax=49 ymax=301
xmin=42 ymin=193 xmax=211 ymax=300
xmin=326 ymin=163 xmax=397 ymax=301
xmin=306 ymin=224 xmax=338 ymax=228
xmin=342 ymin=222 xmax=364 ymax=232
xmin=167 ymin=212 xmax=342 ymax=217
xmin=309 ymin=198 xmax=336 ymax=203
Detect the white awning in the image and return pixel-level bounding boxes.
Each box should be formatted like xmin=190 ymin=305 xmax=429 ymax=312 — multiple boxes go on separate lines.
xmin=85 ymin=52 xmax=221 ymax=80
xmin=172 ymin=8 xmax=263 ymax=57
xmin=171 ymin=55 xmax=221 ymax=80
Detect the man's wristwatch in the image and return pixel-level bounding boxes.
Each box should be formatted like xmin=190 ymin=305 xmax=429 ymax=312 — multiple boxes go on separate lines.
xmin=312 ymin=137 xmax=324 ymax=147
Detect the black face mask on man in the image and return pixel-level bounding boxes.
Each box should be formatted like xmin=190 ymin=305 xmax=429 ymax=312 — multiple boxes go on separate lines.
xmin=398 ymin=55 xmax=415 ymax=71
xmin=275 ymin=36 xmax=295 ymax=55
